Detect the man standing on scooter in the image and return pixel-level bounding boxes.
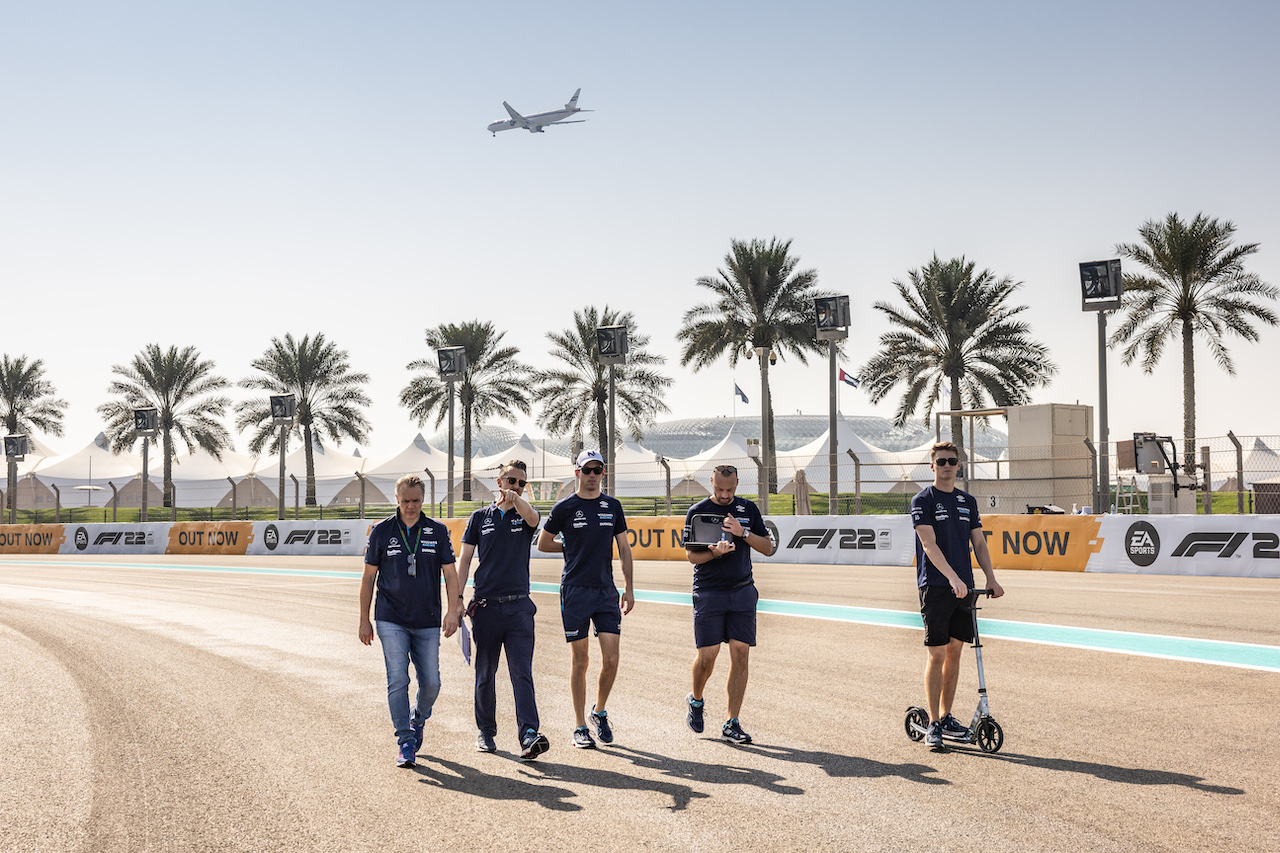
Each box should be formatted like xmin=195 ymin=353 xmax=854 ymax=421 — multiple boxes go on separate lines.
xmin=911 ymin=441 xmax=1003 ymax=748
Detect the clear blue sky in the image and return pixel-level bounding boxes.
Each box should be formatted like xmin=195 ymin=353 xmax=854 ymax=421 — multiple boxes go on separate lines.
xmin=3 ymin=1 xmax=1278 ymax=458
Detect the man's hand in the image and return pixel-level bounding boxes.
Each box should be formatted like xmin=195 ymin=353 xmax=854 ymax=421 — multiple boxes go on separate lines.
xmin=949 ymin=575 xmax=968 ymax=599
xmin=443 ymin=610 xmax=459 ymax=638
xmin=722 ymin=516 xmax=745 ymax=537
xmin=709 ymin=538 xmax=735 ymax=557
xmin=987 ymin=579 xmax=1005 ymax=598
xmin=620 ymin=588 xmax=635 ymax=615
xmin=359 ymin=618 xmax=374 ymax=646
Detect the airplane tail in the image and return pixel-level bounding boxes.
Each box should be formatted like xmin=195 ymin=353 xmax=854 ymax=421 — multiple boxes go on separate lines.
xmin=566 ymin=88 xmax=581 ymax=110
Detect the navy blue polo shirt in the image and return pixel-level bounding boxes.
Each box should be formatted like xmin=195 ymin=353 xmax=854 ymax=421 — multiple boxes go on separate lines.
xmin=462 ymin=503 xmax=538 ymax=598
xmin=364 ymin=511 xmax=456 ymax=629
xmin=684 ymin=495 xmax=768 ymax=592
xmin=910 ymin=485 xmax=980 ymax=588
xmin=543 ymin=493 xmax=627 ymax=589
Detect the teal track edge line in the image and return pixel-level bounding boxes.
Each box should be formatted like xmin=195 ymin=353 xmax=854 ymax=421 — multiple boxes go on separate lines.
xmin=6 ymin=561 xmax=1278 ymax=672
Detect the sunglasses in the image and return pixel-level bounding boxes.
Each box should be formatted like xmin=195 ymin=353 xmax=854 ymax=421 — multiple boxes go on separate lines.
xmin=504 ymin=476 xmax=527 ymax=488
xmin=934 ymin=457 xmax=960 ymax=466
xmin=713 ymin=465 xmax=737 ymax=475
xmin=580 ymin=465 xmax=604 ymax=475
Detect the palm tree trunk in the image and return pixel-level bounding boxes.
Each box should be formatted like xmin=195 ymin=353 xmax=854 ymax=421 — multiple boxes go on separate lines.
xmin=949 ymin=375 xmax=964 ymax=465
xmin=303 ymin=423 xmax=317 ymax=506
xmin=162 ymin=429 xmax=174 ymax=509
xmin=1182 ymin=318 xmax=1196 ymax=474
xmin=462 ymin=404 xmax=472 ymax=502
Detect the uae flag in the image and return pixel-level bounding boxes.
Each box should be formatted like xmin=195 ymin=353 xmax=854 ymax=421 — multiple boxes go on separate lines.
xmin=838 ymin=369 xmax=860 ymax=388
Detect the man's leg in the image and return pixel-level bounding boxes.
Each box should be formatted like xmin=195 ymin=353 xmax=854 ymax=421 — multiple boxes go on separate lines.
xmin=504 ymin=602 xmax=540 ymax=740
xmin=472 ymin=606 xmax=504 ymax=738
xmin=594 ymin=631 xmax=620 ymax=713
xmin=569 ymin=637 xmax=591 ymax=727
xmin=374 ymin=621 xmax=413 ymax=745
xmin=725 ymin=639 xmax=750 ymax=720
xmin=408 ymin=626 xmax=442 ymax=728
xmin=938 ymin=637 xmax=966 ymax=718
xmin=691 ymin=644 xmax=720 ymax=701
xmin=923 ymin=643 xmax=949 ymax=723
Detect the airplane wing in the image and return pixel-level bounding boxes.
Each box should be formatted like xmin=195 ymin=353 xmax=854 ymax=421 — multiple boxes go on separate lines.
xmin=502 ymin=101 xmax=526 ymax=122
xmin=544 ymin=120 xmax=586 ymax=126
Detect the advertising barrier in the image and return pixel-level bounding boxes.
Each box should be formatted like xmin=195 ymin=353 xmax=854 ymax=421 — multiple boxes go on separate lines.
xmin=0 ymin=514 xmax=1277 ymax=578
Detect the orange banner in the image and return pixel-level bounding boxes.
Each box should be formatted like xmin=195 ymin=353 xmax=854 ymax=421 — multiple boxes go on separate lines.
xmin=621 ymin=517 xmax=689 ymax=561
xmin=977 ymin=515 xmax=1104 ymax=571
xmin=165 ymin=522 xmax=254 ymax=555
xmin=0 ymin=525 xmax=65 ymax=554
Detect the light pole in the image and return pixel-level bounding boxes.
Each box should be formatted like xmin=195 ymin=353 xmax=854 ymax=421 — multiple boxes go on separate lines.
xmin=437 ymin=346 xmax=467 ymax=518
xmin=596 ymin=325 xmax=628 ymax=496
xmin=133 ymin=409 xmax=159 ymax=522
xmin=4 ymin=434 xmax=29 ymax=524
xmin=1079 ymin=259 xmax=1123 ymax=512
xmin=270 ymin=395 xmax=297 ymax=520
xmin=815 ymin=295 xmax=851 ymax=515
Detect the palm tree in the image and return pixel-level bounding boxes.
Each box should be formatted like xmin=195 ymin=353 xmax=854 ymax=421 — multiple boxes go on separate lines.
xmin=1112 ymin=212 xmax=1278 ymax=470
xmin=1 ymin=354 xmax=68 ymax=517
xmin=535 ymin=306 xmax=672 ymax=456
xmin=677 ymin=237 xmax=830 ymax=491
xmin=400 ymin=320 xmax=533 ymax=500
xmin=237 ymin=333 xmax=372 ymax=506
xmin=858 ymin=254 xmax=1056 ymax=462
xmin=98 ymin=344 xmax=232 ymax=507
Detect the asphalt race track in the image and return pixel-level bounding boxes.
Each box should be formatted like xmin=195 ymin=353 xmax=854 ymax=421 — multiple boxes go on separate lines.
xmin=2 ymin=555 xmax=1278 ymax=852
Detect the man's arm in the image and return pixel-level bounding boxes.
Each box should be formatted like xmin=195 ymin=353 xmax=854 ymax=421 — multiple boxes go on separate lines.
xmin=441 ymin=561 xmax=460 ymax=637
xmin=970 ymin=528 xmax=1004 ymax=598
xmin=722 ymin=511 xmax=772 ymax=557
xmin=687 ymin=541 xmax=732 ymax=564
xmin=508 ymin=489 xmax=539 ymax=528
xmin=915 ymin=524 xmax=968 ymax=599
xmin=615 ymin=531 xmax=635 ymax=614
xmin=455 ymin=542 xmax=476 ymax=620
xmin=358 ymin=562 xmax=378 ymax=645
xmin=537 ymin=528 xmax=562 ymax=553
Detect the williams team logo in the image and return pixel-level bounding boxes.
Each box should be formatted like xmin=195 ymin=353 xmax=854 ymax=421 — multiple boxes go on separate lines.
xmin=1125 ymin=521 xmax=1160 ymax=567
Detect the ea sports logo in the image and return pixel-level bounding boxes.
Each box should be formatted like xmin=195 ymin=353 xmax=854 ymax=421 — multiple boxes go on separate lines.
xmin=1125 ymin=521 xmax=1160 ymax=567
xmin=75 ymin=527 xmax=89 ymax=551
xmin=264 ymin=524 xmax=279 ymax=551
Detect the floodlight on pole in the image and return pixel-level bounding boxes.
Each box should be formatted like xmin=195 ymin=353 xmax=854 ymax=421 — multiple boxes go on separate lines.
xmin=596 ymin=325 xmax=628 ymax=495
xmin=4 ymin=434 xmax=29 ymax=524
xmin=815 ymin=295 xmax=851 ymax=515
xmin=437 ymin=347 xmax=467 ymax=518
xmin=270 ymin=394 xmax=297 ymax=520
xmin=1080 ymin=259 xmax=1123 ymax=512
xmin=134 ymin=408 xmax=159 ymax=522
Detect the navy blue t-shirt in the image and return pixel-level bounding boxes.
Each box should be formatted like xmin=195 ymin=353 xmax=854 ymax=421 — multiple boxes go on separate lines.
xmin=684 ymin=496 xmax=768 ymax=592
xmin=462 ymin=503 xmax=538 ymax=598
xmin=543 ymin=493 xmax=627 ymax=589
xmin=365 ymin=511 xmax=456 ymax=629
xmin=910 ymin=485 xmax=981 ymax=588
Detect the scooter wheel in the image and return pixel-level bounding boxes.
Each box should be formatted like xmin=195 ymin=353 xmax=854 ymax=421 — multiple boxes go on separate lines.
xmin=904 ymin=707 xmax=928 ymax=742
xmin=976 ymin=719 xmax=1003 ymax=753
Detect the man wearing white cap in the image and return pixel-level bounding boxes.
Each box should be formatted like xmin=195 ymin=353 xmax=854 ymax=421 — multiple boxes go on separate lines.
xmin=538 ymin=450 xmax=634 ymax=749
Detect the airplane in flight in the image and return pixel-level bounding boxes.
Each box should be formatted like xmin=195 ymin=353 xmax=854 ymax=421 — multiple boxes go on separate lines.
xmin=487 ymin=89 xmax=591 ymax=136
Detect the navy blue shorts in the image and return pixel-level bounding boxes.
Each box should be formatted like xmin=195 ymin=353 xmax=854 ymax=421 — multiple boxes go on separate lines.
xmin=560 ymin=585 xmax=622 ymax=642
xmin=919 ymin=586 xmax=976 ymax=646
xmin=692 ymin=584 xmax=758 ymax=648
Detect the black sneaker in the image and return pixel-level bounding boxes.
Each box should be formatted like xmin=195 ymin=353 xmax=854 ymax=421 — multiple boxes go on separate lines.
xmin=589 ymin=705 xmax=614 ymax=744
xmin=721 ymin=718 xmax=752 ymax=744
xmin=520 ymin=728 xmax=550 ymax=761
xmin=572 ymin=725 xmax=596 ymax=749
xmin=925 ymin=721 xmax=944 ymax=748
xmin=686 ymin=694 xmax=705 ymax=733
xmin=475 ymin=732 xmax=497 ymax=753
xmin=941 ymin=714 xmax=969 ymax=738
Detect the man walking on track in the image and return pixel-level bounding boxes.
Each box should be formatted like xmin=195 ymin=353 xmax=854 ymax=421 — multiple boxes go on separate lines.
xmin=538 ymin=450 xmax=634 ymax=749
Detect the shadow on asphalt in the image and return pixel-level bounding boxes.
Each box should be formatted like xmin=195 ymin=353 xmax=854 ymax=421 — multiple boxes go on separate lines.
xmin=968 ymin=751 xmax=1245 ymax=795
xmin=606 ymin=743 xmax=806 ymax=796
xmin=410 ymin=757 xmax=583 ymax=811
xmin=516 ymin=758 xmax=713 ymax=812
xmin=731 ymin=742 xmax=949 ymax=786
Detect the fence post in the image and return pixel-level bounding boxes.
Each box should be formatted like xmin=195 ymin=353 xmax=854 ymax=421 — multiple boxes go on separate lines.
xmin=845 ymin=449 xmax=861 ymax=515
xmin=108 ymin=481 xmax=118 ymax=523
xmin=658 ymin=456 xmax=672 ymax=515
xmin=227 ymin=477 xmax=236 ymax=522
xmin=52 ymin=484 xmax=61 ymax=523
xmin=290 ymin=474 xmax=300 ymax=520
xmin=1084 ymin=438 xmax=1098 ymax=512
xmin=1227 ymin=431 xmax=1244 ymax=514
xmin=171 ymin=485 xmax=177 ymax=522
xmin=1201 ymin=445 xmax=1212 ymax=515
xmin=356 ymin=471 xmax=367 ymax=519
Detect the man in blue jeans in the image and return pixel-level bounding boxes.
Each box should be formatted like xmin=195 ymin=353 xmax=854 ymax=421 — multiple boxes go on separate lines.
xmin=359 ymin=474 xmax=461 ymax=767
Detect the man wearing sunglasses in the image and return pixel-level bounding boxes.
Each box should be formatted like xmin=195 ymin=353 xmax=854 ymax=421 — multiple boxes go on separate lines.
xmin=457 ymin=460 xmax=550 ymax=761
xmin=911 ymin=441 xmax=1004 ymax=749
xmin=538 ymin=450 xmax=634 ymax=749
xmin=683 ymin=464 xmax=773 ymax=745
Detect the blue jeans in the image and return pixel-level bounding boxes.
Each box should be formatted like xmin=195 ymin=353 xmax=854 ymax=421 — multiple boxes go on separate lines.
xmin=375 ymin=621 xmax=441 ymax=746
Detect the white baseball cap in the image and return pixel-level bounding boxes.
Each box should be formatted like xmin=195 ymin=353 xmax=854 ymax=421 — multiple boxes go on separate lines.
xmin=576 ymin=450 xmax=605 ymax=468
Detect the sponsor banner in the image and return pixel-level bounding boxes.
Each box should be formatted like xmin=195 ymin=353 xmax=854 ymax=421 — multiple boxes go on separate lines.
xmin=247 ymin=520 xmax=369 ymax=557
xmin=0 ymin=525 xmax=66 ymax=554
xmin=978 ymin=515 xmax=1103 ymax=572
xmin=622 ymin=517 xmax=688 ymax=561
xmin=754 ymin=516 xmax=916 ymax=566
xmin=166 ymin=522 xmax=254 ymax=555
xmin=1090 ymin=515 xmax=1280 ymax=578
xmin=64 ymin=523 xmax=169 ymax=555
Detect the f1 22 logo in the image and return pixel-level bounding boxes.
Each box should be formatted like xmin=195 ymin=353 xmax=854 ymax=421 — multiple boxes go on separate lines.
xmin=787 ymin=528 xmax=884 ymax=550
xmin=283 ymin=529 xmax=344 ymax=546
xmin=1171 ymin=532 xmax=1279 ymax=559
